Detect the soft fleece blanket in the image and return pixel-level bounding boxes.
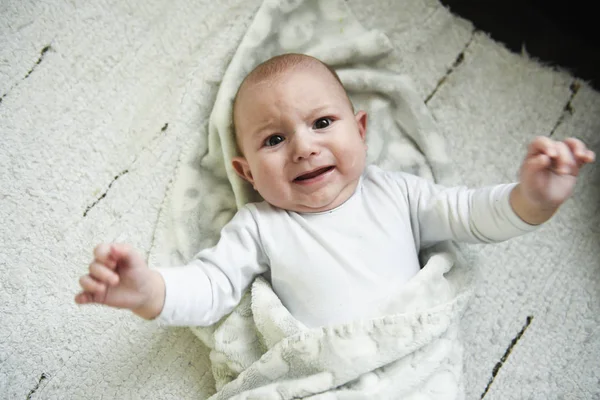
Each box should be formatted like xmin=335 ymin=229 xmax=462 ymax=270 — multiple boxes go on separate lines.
xmin=160 ymin=0 xmax=473 ymax=397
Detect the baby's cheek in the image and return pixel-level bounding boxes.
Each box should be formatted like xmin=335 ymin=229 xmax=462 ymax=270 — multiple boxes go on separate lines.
xmin=257 ymin=173 xmax=285 ymax=199
xmin=342 ymin=146 xmax=366 ymax=171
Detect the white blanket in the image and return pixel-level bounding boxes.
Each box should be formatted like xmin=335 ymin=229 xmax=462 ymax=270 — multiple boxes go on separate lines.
xmin=159 ymin=0 xmax=474 ymax=397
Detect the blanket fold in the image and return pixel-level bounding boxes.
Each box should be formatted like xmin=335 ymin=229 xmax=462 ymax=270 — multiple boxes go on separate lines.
xmin=159 ymin=0 xmax=473 ymax=398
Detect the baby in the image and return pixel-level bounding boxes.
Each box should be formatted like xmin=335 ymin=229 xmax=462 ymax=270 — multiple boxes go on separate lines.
xmin=75 ymin=54 xmax=595 ymax=328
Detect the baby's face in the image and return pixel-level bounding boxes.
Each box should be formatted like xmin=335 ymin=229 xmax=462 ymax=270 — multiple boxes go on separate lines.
xmin=232 ymin=65 xmax=367 ymax=213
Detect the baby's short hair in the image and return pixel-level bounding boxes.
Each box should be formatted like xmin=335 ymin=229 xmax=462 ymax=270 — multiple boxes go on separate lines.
xmin=239 ymin=53 xmax=346 ymax=91
xmin=232 ymin=53 xmax=352 ymax=142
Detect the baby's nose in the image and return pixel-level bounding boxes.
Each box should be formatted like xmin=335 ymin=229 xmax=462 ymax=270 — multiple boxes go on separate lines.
xmin=292 ymin=133 xmax=320 ymax=161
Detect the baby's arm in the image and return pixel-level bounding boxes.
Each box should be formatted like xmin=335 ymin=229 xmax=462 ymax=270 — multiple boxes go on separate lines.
xmin=75 ymin=206 xmax=268 ymax=326
xmin=399 ymin=137 xmax=594 ymax=247
xmin=155 ymin=207 xmax=268 ymax=326
xmin=405 ymin=179 xmax=528 ymax=247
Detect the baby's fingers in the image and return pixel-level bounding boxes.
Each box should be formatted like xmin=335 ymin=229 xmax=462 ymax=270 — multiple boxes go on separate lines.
xmin=527 ymin=136 xmax=558 ymax=158
xmin=564 ymin=138 xmax=595 ymax=164
xmin=75 ymin=291 xmax=93 ymax=304
xmin=564 ymin=137 xmax=586 ymax=156
xmin=553 ymin=141 xmax=577 ymax=175
xmin=79 ymin=275 xmax=107 ymax=298
xmin=89 ymin=261 xmax=119 ymax=286
xmin=109 ymin=243 xmax=137 ymax=268
xmin=93 ymin=243 xmax=116 ymax=269
xmin=523 ymin=153 xmax=552 ymax=172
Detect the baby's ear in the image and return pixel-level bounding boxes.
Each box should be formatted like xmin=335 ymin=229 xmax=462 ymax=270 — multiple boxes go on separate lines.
xmin=232 ymin=157 xmax=254 ymax=184
xmin=355 ymin=110 xmax=367 ymax=141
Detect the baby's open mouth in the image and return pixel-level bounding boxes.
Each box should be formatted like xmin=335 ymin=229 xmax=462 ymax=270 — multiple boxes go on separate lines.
xmin=294 ymin=166 xmax=335 ymax=181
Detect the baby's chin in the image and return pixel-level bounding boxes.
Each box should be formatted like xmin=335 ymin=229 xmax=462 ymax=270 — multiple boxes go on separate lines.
xmin=264 ymin=189 xmax=354 ymax=213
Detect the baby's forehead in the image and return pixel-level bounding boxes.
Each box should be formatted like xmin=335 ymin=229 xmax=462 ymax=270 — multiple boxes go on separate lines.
xmin=242 ymin=61 xmax=328 ymax=92
xmin=235 ymin=71 xmax=344 ymax=127
xmin=233 ymin=55 xmax=350 ymax=142
xmin=237 ymin=62 xmax=342 ymax=108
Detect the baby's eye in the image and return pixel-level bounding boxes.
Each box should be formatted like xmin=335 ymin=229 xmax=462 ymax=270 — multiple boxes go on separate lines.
xmin=313 ymin=117 xmax=333 ymax=130
xmin=264 ymin=135 xmax=285 ymax=147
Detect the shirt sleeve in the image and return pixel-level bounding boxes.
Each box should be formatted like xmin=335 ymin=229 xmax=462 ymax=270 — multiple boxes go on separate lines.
xmin=154 ymin=206 xmax=269 ymax=326
xmin=392 ymin=172 xmax=538 ymax=249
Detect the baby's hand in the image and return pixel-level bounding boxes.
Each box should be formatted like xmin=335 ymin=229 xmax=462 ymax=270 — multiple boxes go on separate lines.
xmin=519 ymin=136 xmax=595 ymax=209
xmin=75 ymin=243 xmax=165 ymax=319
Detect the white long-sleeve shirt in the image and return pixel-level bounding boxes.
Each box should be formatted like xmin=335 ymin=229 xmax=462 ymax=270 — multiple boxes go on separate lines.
xmin=156 ymin=165 xmax=536 ymax=327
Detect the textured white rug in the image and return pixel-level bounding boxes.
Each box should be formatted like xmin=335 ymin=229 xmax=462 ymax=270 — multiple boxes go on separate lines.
xmin=1 ymin=0 xmax=598 ymax=399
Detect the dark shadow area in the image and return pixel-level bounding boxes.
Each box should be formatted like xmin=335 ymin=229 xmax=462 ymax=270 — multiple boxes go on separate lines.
xmin=440 ymin=0 xmax=600 ymax=91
